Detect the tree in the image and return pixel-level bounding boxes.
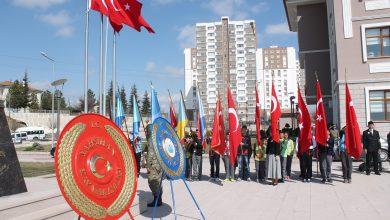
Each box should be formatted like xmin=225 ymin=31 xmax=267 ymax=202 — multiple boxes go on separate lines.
xmin=119 ymin=86 xmax=128 ymax=113
xmin=54 ymin=90 xmax=67 ymax=110
xmin=8 ymin=80 xmax=25 ymax=109
xmin=128 ymin=84 xmax=139 ymax=114
xmin=29 ymin=91 xmax=40 ymax=110
xmin=106 ymin=81 xmax=113 ymax=117
xmin=41 ymin=90 xmax=53 ymax=110
xmin=22 ymin=70 xmax=30 ymax=108
xmin=78 ymin=89 xmax=97 ymax=112
xmin=141 ymin=91 xmax=150 ymax=116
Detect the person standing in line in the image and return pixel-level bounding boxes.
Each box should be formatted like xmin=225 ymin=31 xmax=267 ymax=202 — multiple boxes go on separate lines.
xmin=132 ymin=135 xmax=143 ymax=177
xmin=319 ymin=131 xmax=334 ymax=183
xmin=339 ymin=126 xmax=352 ymax=183
xmin=363 ymin=121 xmax=381 ymax=175
xmin=254 ymin=135 xmax=267 ymax=183
xmin=209 ymin=148 xmax=220 ymax=181
xmin=223 ymin=132 xmax=235 ymax=182
xmin=266 ymin=134 xmax=282 ymax=186
xmin=184 ymin=132 xmax=194 ymax=181
xmin=238 ymin=125 xmax=251 ymax=181
xmin=284 ymin=131 xmax=295 ymax=180
xmin=192 ymin=131 xmax=203 ymax=180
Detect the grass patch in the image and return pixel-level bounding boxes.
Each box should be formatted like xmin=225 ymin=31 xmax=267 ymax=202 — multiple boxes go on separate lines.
xmin=17 ymin=144 xmax=52 ymax=152
xmin=20 ymin=162 xmax=54 ymax=177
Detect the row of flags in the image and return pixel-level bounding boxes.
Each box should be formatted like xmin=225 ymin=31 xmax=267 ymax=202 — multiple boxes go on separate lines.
xmin=89 ymin=0 xmax=154 ymax=33
xmin=114 ymin=80 xmax=362 ymax=161
xmin=297 ymin=81 xmax=362 ymax=159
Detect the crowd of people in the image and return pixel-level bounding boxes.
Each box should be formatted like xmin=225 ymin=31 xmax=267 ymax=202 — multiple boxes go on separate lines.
xmin=138 ymin=120 xmax=389 ymax=207
xmin=178 ymin=121 xmax=389 ymax=186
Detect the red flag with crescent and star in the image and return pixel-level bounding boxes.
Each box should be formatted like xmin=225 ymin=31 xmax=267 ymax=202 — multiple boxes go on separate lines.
xmin=255 ymin=85 xmax=261 ymax=146
xmin=345 ymin=84 xmax=363 ymax=159
xmin=169 ymin=97 xmax=177 ymax=128
xmin=297 ymin=85 xmax=312 ymax=155
xmin=227 ymin=87 xmax=242 ymax=164
xmin=270 ymin=83 xmax=281 ymax=143
xmin=211 ymin=97 xmax=226 ymax=155
xmin=315 ymin=81 xmax=328 ymax=146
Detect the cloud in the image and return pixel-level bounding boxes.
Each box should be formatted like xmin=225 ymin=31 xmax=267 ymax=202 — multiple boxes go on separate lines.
xmin=36 ymin=10 xmax=75 ymax=37
xmin=150 ymin=0 xmax=177 ymax=5
xmin=11 ymin=0 xmax=67 ymax=9
xmin=56 ymin=26 xmax=75 ymax=37
xmin=177 ymin=25 xmax=195 ymax=49
xmin=163 ymin=66 xmax=183 ymax=77
xmin=37 ymin=10 xmax=71 ymax=26
xmin=30 ymin=80 xmax=50 ymax=91
xmin=265 ymin=22 xmax=292 ymax=35
xmin=145 ymin=61 xmax=156 ymax=72
xmin=203 ymin=0 xmax=268 ymax=20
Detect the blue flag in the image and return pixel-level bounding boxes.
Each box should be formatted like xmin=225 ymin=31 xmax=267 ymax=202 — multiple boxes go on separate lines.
xmin=151 ymin=86 xmax=162 ymax=122
xmin=132 ymin=95 xmax=142 ymax=153
xmin=115 ymin=93 xmax=125 ymax=129
xmin=133 ymin=95 xmax=141 ymax=137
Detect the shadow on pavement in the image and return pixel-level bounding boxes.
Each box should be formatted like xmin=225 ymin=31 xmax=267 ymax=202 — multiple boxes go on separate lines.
xmin=140 ymin=203 xmax=173 ymax=218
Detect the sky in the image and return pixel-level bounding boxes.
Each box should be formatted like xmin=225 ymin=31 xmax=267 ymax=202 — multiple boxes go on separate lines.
xmin=0 ymin=0 xmax=298 ymax=111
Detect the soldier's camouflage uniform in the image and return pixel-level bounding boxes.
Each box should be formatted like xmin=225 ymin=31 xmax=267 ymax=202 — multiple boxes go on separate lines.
xmin=144 ymin=123 xmax=163 ymax=198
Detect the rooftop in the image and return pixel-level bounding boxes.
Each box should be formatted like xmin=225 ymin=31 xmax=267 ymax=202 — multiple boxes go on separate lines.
xmin=0 ymin=80 xmax=43 ymax=92
xmin=283 ymin=0 xmax=325 ymax=32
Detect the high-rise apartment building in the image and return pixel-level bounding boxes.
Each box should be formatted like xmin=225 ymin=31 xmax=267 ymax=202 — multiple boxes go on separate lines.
xmin=184 ymin=17 xmax=257 ymax=124
xmin=256 ymin=46 xmax=298 ymax=115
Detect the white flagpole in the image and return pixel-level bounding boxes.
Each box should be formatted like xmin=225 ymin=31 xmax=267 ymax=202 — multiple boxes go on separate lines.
xmin=84 ymin=0 xmax=90 ymax=113
xmin=112 ymin=32 xmax=117 ymax=119
xmin=103 ymin=17 xmax=109 ymax=116
xmin=99 ymin=14 xmax=104 ymax=114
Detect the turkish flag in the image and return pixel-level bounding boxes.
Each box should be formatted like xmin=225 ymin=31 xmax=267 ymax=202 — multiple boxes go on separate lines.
xmin=211 ymin=98 xmax=226 ymax=155
xmin=297 ymin=85 xmax=312 ymax=155
xmin=315 ymin=81 xmax=328 ymax=146
xmin=90 ymin=0 xmax=109 ymax=15
xmin=115 ymin=0 xmax=155 ymax=33
xmin=227 ymin=87 xmax=242 ymax=164
xmin=255 ymin=85 xmax=261 ymax=146
xmin=169 ymin=102 xmax=177 ymax=128
xmin=270 ymin=83 xmax=281 ymax=143
xmin=345 ymin=84 xmax=363 ymax=159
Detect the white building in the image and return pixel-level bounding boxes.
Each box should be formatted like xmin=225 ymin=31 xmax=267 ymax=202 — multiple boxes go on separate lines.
xmin=256 ymin=46 xmax=299 ymax=114
xmin=184 ymin=17 xmax=257 ymax=124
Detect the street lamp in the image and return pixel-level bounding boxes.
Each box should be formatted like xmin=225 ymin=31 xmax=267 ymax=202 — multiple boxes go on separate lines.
xmin=40 ymin=52 xmax=55 ymax=150
xmin=51 ymin=79 xmax=67 ymax=140
xmin=290 ymin=96 xmax=296 ymax=129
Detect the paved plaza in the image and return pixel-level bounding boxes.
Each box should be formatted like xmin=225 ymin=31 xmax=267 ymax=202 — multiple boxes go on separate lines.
xmin=1 ymin=155 xmax=390 ymax=220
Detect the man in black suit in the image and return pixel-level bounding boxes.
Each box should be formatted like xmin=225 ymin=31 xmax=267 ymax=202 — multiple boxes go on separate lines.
xmin=363 ymin=121 xmax=381 ymax=175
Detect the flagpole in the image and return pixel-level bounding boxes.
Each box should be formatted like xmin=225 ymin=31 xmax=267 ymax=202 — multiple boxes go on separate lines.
xmin=180 ymin=90 xmax=191 ymax=130
xmin=112 ymin=32 xmax=117 ymax=119
xmin=84 ymin=0 xmax=90 ymax=113
xmin=103 ymin=17 xmax=109 ymax=116
xmin=99 ymin=14 xmax=104 ymax=114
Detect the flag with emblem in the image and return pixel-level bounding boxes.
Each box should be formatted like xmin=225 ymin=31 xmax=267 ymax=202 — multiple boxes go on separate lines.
xmin=297 ymin=85 xmax=312 ymax=155
xmin=345 ymin=84 xmax=363 ymax=159
xmin=315 ymin=80 xmax=328 ymax=146
xmin=227 ymin=87 xmax=242 ymax=164
xmin=270 ymin=83 xmax=281 ymax=143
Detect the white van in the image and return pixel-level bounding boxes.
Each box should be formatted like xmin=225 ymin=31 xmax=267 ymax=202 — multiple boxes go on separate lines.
xmin=11 ymin=132 xmax=23 ymax=144
xmin=15 ymin=127 xmax=46 ymax=141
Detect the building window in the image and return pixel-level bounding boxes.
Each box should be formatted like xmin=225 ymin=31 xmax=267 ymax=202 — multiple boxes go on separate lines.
xmin=366 ymin=27 xmax=390 ymax=58
xmin=369 ymin=90 xmax=390 ymax=121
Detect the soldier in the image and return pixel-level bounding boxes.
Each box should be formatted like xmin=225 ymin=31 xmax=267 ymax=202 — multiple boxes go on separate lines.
xmin=144 ymin=120 xmax=163 ymax=207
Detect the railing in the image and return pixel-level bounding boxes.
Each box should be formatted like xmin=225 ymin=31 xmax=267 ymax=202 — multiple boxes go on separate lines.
xmin=5 ymin=108 xmax=71 ymax=114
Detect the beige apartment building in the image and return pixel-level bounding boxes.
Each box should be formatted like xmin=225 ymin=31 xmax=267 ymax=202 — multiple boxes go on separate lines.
xmin=185 ymin=17 xmax=257 ymax=125
xmin=284 ymin=0 xmax=390 ymax=136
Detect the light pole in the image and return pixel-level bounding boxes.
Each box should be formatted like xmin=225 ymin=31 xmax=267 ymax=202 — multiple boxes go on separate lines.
xmin=290 ymin=96 xmax=296 ymax=129
xmin=40 ymin=52 xmax=55 ymax=149
xmin=51 ymin=79 xmax=67 ymax=140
